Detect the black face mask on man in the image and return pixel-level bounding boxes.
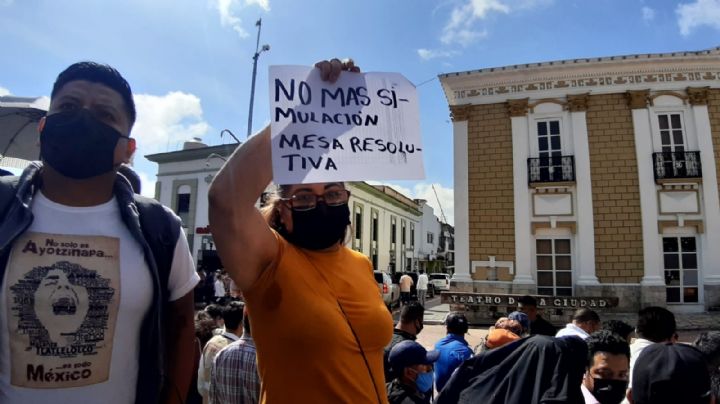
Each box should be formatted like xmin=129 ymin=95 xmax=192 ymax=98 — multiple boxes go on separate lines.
xmin=279 ymin=202 xmax=350 ymax=250
xmin=41 ymin=109 xmax=127 ymax=179
xmin=591 ymin=378 xmax=628 ymax=404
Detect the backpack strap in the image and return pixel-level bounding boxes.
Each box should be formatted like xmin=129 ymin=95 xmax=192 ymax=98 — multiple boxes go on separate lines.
xmin=133 ymin=194 xmax=182 ymax=297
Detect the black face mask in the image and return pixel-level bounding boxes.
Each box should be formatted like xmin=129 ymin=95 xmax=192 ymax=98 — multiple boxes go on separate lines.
xmin=591 ymin=378 xmax=628 ymax=404
xmin=279 ymin=202 xmax=350 ymax=250
xmin=41 ymin=109 xmax=127 ymax=179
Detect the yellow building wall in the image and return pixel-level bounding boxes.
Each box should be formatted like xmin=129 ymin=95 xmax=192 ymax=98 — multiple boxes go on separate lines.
xmin=585 ymin=93 xmax=644 ymax=282
xmin=466 ymin=103 xmax=516 ymax=267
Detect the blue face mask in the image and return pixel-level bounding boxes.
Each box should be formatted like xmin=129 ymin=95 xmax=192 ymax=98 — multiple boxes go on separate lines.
xmin=414 ymin=371 xmax=433 ymax=393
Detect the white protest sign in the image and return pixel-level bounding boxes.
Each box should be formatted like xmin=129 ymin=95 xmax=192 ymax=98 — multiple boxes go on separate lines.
xmin=269 ymin=65 xmax=425 ymax=185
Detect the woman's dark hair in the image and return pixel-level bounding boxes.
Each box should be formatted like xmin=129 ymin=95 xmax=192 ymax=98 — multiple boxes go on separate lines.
xmin=195 ymin=311 xmax=217 ymax=348
xmin=51 ymin=61 xmax=136 ymax=127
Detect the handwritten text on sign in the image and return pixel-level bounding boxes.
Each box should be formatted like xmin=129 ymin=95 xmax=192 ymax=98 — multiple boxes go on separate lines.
xmin=269 ymin=65 xmax=425 ymax=184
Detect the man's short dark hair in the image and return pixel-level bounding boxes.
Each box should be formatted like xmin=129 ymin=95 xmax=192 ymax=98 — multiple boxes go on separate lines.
xmin=222 ymin=301 xmax=244 ymax=331
xmin=603 ymin=320 xmax=634 ymax=342
xmin=445 ymin=312 xmax=469 ymax=335
xmin=419 ymin=269 xmax=425 ymax=274
xmin=586 ymin=330 xmax=630 ymax=368
xmin=399 ymin=302 xmax=424 ymax=324
xmin=205 ymin=304 xmax=223 ymax=320
xmin=51 ymin=61 xmax=136 ymax=127
xmin=518 ymin=295 xmax=538 ymax=307
xmin=573 ymin=308 xmax=600 ymax=324
xmin=636 ymin=307 xmax=676 ymax=342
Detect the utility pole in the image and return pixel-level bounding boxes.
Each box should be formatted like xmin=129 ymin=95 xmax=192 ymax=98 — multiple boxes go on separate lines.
xmin=247 ymin=18 xmax=270 ymax=138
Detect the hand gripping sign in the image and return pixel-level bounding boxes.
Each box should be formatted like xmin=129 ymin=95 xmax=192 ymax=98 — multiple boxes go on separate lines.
xmin=269 ymin=65 xmax=425 ymax=184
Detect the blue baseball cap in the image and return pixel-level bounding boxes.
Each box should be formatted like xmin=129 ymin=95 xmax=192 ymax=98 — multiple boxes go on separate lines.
xmin=508 ymin=311 xmax=530 ymax=333
xmin=389 ymin=340 xmax=440 ymax=374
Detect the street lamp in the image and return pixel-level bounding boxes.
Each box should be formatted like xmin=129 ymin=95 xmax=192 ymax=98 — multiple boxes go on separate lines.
xmin=247 ymin=18 xmax=270 ymax=138
xmin=220 ymin=129 xmax=240 ymax=144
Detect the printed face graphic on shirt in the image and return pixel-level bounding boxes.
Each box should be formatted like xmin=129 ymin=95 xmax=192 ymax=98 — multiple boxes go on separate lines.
xmin=6 ymin=232 xmax=120 ymax=388
xmin=33 ymin=269 xmax=90 ymax=348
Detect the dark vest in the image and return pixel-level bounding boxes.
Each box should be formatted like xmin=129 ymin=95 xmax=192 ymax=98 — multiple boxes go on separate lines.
xmin=0 ymin=162 xmax=182 ymax=404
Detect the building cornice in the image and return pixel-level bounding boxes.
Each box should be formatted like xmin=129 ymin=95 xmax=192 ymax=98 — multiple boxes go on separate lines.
xmin=439 ymin=47 xmax=720 ymax=106
xmin=145 ymin=143 xmax=239 ymax=164
xmin=350 ymin=182 xmax=422 ymax=216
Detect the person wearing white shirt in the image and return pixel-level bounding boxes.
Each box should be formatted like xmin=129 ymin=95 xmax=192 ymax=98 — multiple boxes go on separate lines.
xmin=556 ymin=308 xmax=601 ymax=340
xmin=416 ymin=270 xmax=429 ymax=307
xmin=214 ymin=273 xmax=227 ymax=304
xmin=627 ymin=307 xmax=677 ymax=388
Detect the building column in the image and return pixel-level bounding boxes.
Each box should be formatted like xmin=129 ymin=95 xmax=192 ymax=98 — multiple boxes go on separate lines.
xmin=688 ymin=88 xmax=720 ymax=287
xmin=627 ymin=91 xmax=664 ymax=287
xmin=569 ymin=94 xmax=600 ymax=285
xmin=450 ymin=105 xmax=472 ymax=282
xmin=509 ymin=99 xmax=534 ymax=285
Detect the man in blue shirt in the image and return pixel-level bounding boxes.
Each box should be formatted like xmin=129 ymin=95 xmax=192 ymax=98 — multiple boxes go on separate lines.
xmin=434 ymin=312 xmax=473 ymax=393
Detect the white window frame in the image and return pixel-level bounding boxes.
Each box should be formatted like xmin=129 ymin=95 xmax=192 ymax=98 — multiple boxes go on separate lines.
xmin=649 ymin=96 xmax=699 ymax=153
xmin=532 ymin=228 xmax=575 ymax=296
xmin=661 ymin=227 xmax=703 ymax=305
xmin=528 ymin=102 xmax=574 ymax=158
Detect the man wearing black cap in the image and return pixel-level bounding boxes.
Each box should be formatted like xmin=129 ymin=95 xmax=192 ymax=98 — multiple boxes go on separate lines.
xmin=434 ymin=312 xmax=473 ymax=392
xmin=387 ymin=340 xmax=439 ymax=404
xmin=628 ymin=343 xmax=715 ymax=404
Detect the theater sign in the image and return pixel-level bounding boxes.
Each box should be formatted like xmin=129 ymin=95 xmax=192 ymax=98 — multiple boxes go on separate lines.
xmin=441 ymin=292 xmax=618 ymax=309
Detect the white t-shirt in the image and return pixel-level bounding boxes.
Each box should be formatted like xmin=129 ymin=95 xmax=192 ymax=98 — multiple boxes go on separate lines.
xmin=555 ymin=323 xmax=590 ymax=339
xmin=214 ymin=278 xmax=226 ymax=297
xmin=417 ymin=274 xmax=429 ymax=290
xmin=0 ymin=192 xmax=199 ymax=404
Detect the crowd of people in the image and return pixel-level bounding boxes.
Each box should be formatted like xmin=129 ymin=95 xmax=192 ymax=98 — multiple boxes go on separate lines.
xmin=0 ymin=58 xmax=718 ymax=404
xmin=383 ymin=301 xmax=719 ymax=404
xmin=189 ymin=292 xmax=719 ymax=404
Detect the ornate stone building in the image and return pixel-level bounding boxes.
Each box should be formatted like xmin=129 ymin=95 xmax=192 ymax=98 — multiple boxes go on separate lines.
xmin=439 ymin=46 xmax=720 ymax=314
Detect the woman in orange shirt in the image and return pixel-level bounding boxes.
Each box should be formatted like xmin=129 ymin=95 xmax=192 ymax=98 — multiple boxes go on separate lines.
xmin=209 ymin=59 xmax=393 ymax=404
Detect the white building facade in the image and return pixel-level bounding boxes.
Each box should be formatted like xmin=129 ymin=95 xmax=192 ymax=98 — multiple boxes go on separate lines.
xmin=147 ymin=142 xmax=434 ymax=275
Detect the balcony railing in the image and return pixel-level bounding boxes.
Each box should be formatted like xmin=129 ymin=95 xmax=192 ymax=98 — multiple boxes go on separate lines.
xmin=652 ymin=151 xmax=702 ymax=182
xmin=527 ymin=155 xmax=575 ymax=184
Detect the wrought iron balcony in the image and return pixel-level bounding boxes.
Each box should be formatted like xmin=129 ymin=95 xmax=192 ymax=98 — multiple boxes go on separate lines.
xmin=653 ymin=151 xmax=702 ymax=182
xmin=527 ymin=155 xmax=575 ymax=185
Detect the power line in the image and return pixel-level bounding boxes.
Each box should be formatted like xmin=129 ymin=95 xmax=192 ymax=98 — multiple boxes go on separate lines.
xmin=414 ymin=76 xmax=437 ymax=88
xmin=431 ymin=184 xmax=448 ymax=224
